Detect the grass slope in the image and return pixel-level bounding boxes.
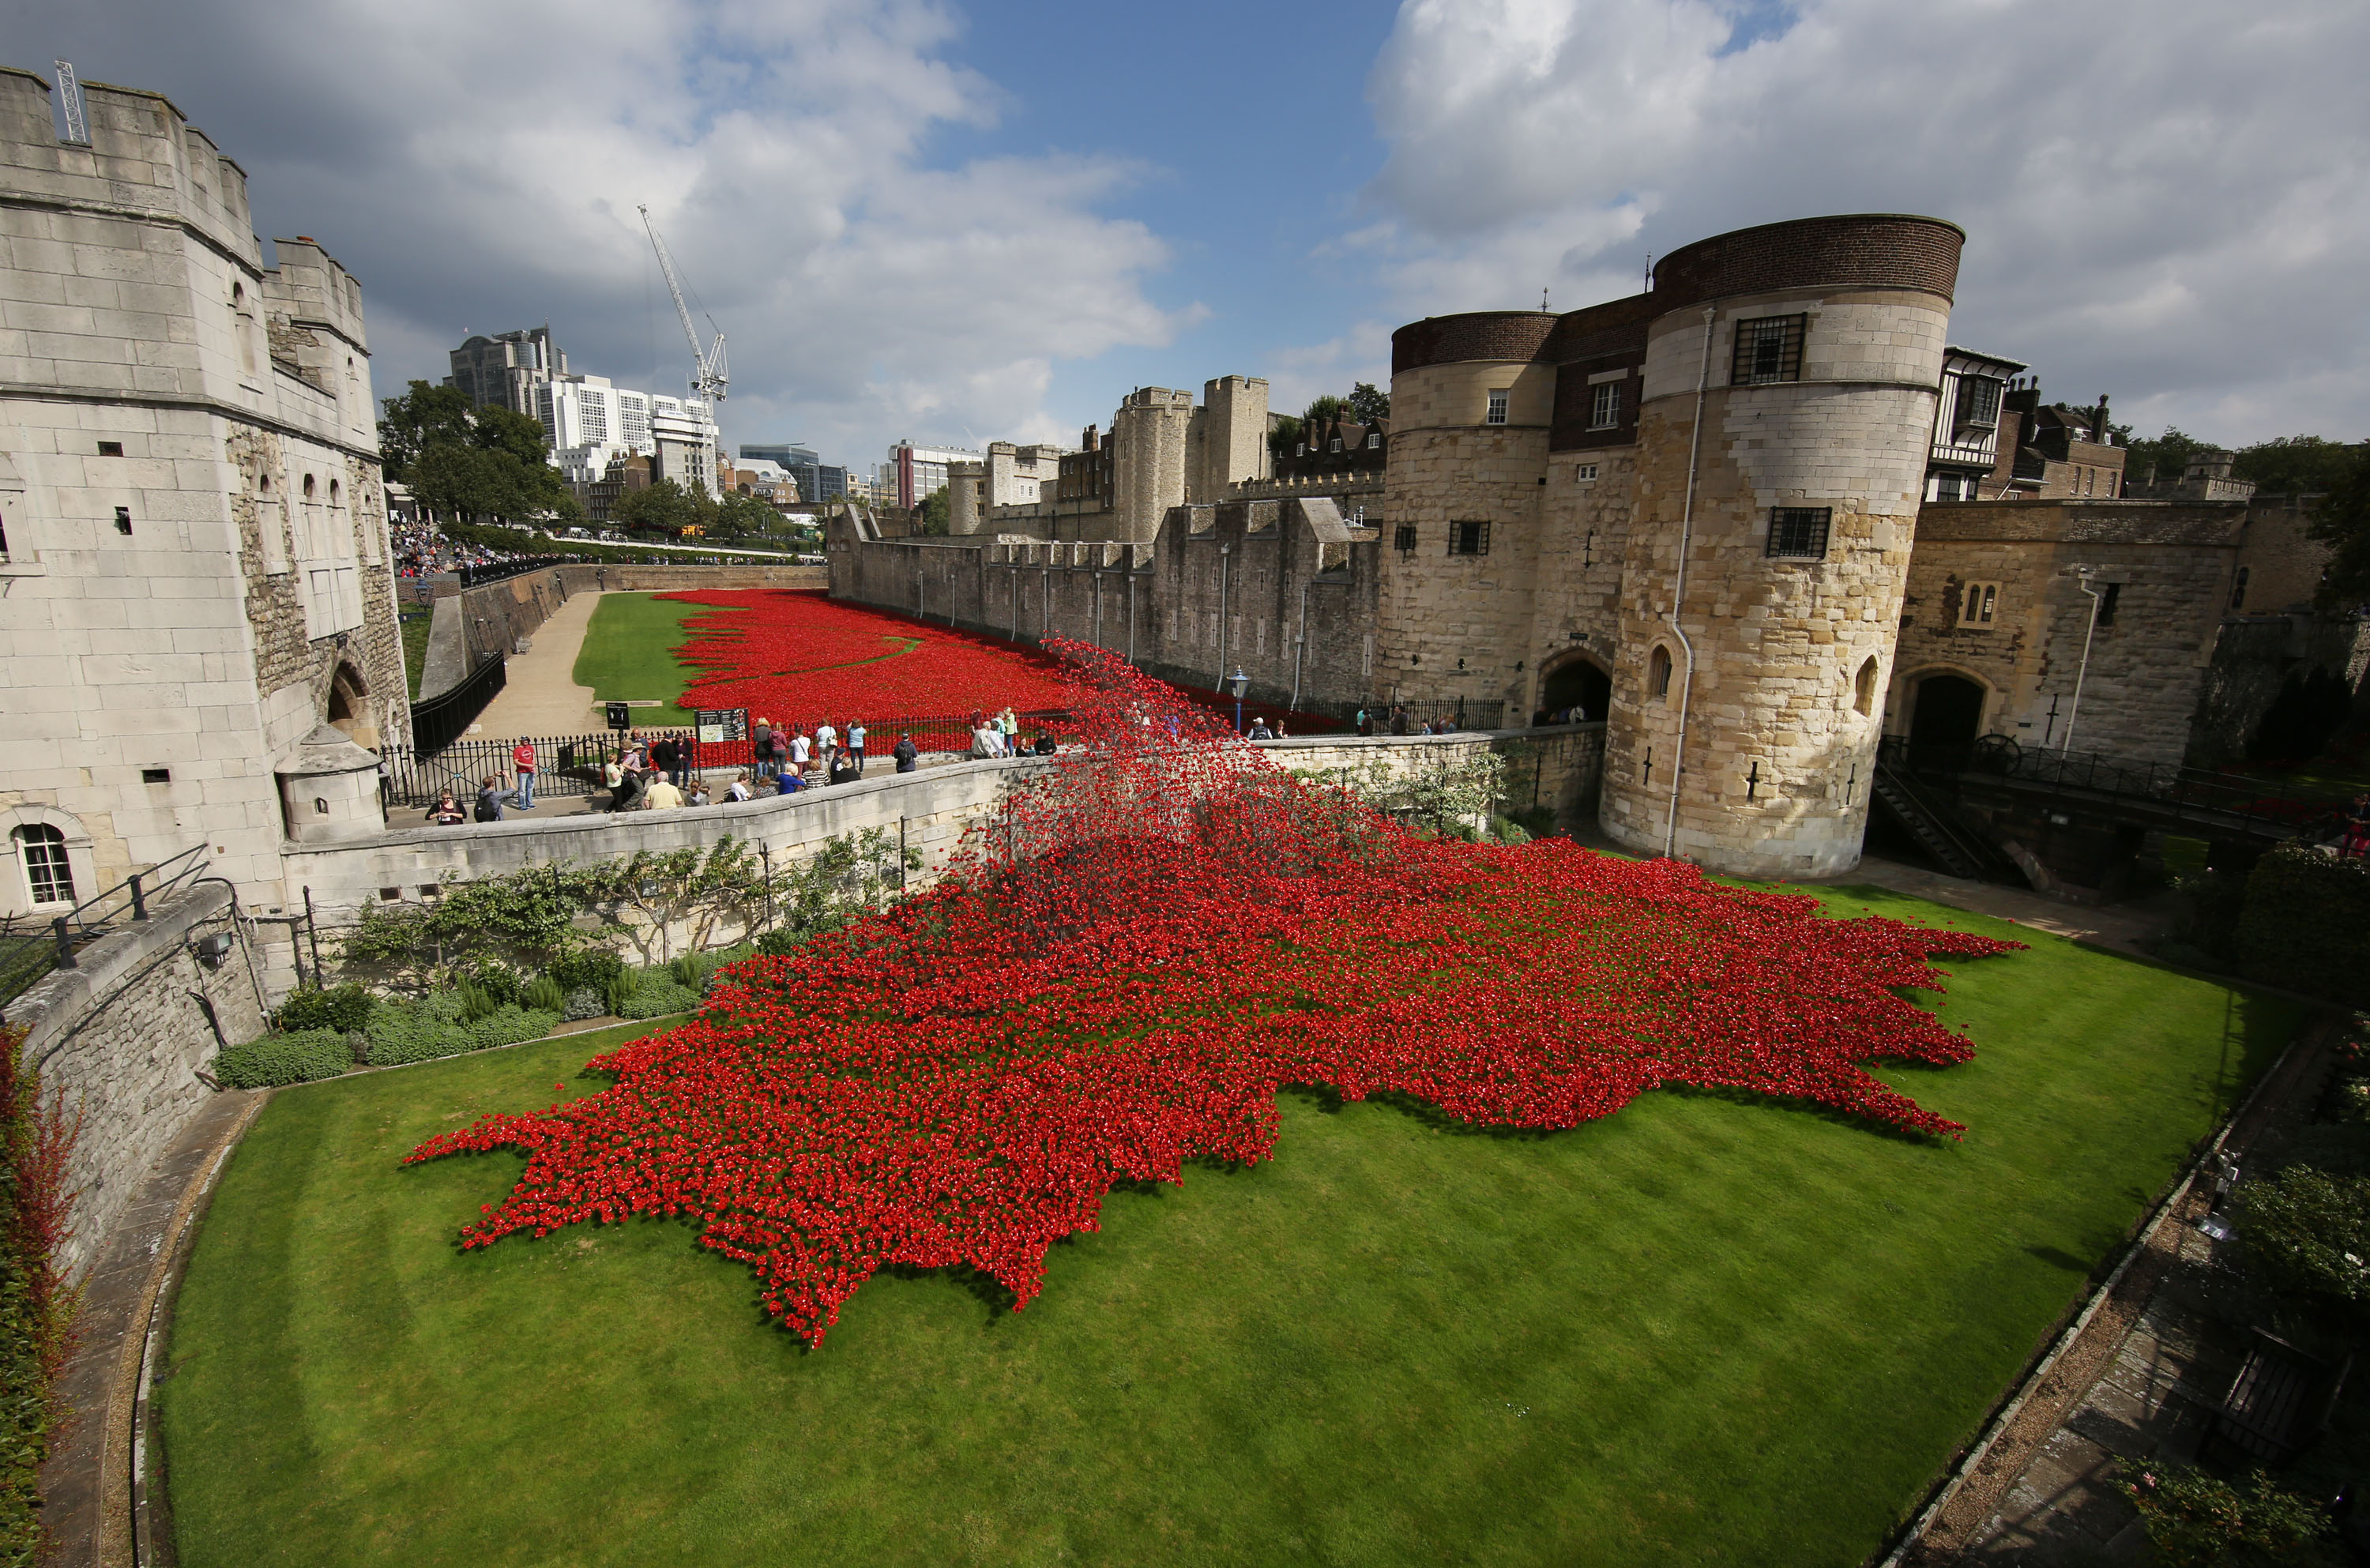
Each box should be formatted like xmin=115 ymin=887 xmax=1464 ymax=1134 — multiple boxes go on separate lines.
xmin=159 ymin=889 xmax=2301 ymax=1566
xmin=571 ymin=593 xmax=702 ymax=707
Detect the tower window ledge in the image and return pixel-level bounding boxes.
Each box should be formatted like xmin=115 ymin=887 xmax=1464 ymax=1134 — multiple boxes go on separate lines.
xmin=0 ymin=559 xmax=47 ymax=577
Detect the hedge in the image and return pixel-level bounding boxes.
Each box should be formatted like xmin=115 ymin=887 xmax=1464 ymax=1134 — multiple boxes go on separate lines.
xmin=366 ymin=1003 xmax=559 ymax=1067
xmin=213 ymin=1029 xmax=355 ymax=1089
xmin=2235 ymin=844 xmax=2370 ymax=1006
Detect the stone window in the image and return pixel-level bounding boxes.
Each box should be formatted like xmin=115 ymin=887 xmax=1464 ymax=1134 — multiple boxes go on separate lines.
xmin=1958 ymin=581 xmax=2000 ymax=628
xmin=1766 ymin=506 xmax=1830 ymax=560
xmin=1367 ymin=432 xmax=1382 ymax=449
xmin=2094 ymin=582 xmax=2121 ymax=627
xmin=1485 ymin=389 xmax=1510 ymax=426
xmin=2230 ymin=566 xmax=2249 ymax=611
xmin=1589 ymin=381 xmax=1623 ymax=430
xmin=1954 ymin=375 xmax=2003 ymax=431
xmin=1574 ymin=463 xmax=1598 ymax=483
xmin=1394 ymin=524 xmax=1417 ymax=553
xmin=1649 ymin=645 xmax=1674 ymax=701
xmin=15 ymin=825 xmax=73 ymax=907
xmin=97 ymin=441 xmax=122 ymax=457
xmin=1853 ymin=656 xmax=1879 ymax=716
xmin=1330 ymin=436 xmax=1343 ymax=453
xmin=1449 ymin=520 xmax=1490 ymax=557
xmin=1731 ymin=314 xmax=1806 ymax=386
xmin=114 ymin=506 xmax=132 ymax=536
xmin=231 ymin=280 xmax=257 ymax=376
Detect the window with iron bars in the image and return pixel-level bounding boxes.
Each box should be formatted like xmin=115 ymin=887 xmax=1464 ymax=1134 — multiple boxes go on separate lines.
xmin=1449 ymin=520 xmax=1491 ymax=557
xmin=1731 ymin=314 xmax=1806 ymax=385
xmin=1394 ymin=523 xmax=1417 ymax=553
xmin=1766 ymin=506 xmax=1830 ymax=559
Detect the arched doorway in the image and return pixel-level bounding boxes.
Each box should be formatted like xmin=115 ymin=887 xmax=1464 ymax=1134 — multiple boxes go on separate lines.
xmin=1908 ymin=673 xmax=1985 ymax=761
xmin=325 ymin=660 xmax=377 ymax=750
xmin=1538 ymin=655 xmax=1612 ymax=723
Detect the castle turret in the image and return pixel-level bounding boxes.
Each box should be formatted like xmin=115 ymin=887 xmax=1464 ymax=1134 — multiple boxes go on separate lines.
xmin=1598 ymin=214 xmax=1963 ymax=875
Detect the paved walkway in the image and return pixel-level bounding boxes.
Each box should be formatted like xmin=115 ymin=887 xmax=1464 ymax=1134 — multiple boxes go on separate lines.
xmin=469 ymin=588 xmax=610 ymax=738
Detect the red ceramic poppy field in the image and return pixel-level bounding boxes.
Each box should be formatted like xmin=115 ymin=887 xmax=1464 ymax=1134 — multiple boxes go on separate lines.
xmin=412 ymin=641 xmax=2018 ymax=1344
xmin=661 ymin=589 xmax=1074 ymax=720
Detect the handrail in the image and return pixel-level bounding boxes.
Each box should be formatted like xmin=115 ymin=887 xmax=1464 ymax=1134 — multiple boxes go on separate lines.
xmin=44 ymin=842 xmax=210 ymax=973
xmin=1880 ymin=735 xmax=2346 ymax=838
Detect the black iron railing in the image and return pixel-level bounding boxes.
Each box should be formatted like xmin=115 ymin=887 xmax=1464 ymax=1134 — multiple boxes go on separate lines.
xmin=408 ymin=656 xmax=507 ymax=754
xmin=1 ymin=843 xmax=212 ymax=1008
xmin=1880 ymin=735 xmax=2347 ymax=838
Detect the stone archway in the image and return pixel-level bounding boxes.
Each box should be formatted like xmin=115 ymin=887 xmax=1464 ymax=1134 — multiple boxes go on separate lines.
xmin=1907 ymin=671 xmax=1987 ymax=760
xmin=325 ymin=660 xmax=378 ymax=751
xmin=1536 ymin=649 xmax=1612 ymax=724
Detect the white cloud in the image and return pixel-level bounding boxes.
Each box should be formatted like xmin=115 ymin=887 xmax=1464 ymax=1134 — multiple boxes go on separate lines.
xmin=1341 ymin=0 xmax=2370 ymax=443
xmin=51 ymin=0 xmax=1192 ymax=469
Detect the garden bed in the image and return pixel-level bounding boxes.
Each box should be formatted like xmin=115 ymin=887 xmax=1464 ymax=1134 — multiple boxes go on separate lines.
xmin=156 ymin=886 xmax=2304 ymax=1566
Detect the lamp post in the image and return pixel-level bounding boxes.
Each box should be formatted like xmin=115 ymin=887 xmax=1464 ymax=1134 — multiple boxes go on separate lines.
xmin=1228 ymin=667 xmax=1250 ymax=735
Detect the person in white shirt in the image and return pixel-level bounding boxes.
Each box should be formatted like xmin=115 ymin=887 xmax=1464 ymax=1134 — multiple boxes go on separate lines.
xmin=816 ymin=721 xmax=837 ymax=756
xmin=848 ymin=721 xmax=867 ymax=773
xmin=791 ymin=730 xmax=812 ymax=775
xmin=725 ymin=771 xmax=753 ymax=802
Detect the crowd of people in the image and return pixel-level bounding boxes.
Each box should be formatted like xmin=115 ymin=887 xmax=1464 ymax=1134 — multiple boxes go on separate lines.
xmin=1354 ymin=704 xmax=1457 ymax=738
xmin=391 ymin=522 xmax=545 ymax=580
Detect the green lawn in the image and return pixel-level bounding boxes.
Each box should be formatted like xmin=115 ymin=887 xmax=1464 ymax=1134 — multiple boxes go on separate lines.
xmin=159 ymin=890 xmax=2303 ymax=1566
xmin=398 ymin=607 xmax=433 ymax=702
xmin=571 ymin=592 xmax=703 ymax=706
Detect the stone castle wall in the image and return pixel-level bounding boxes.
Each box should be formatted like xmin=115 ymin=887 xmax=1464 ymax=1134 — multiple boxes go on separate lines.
xmin=6 ymin=882 xmax=267 ymax=1279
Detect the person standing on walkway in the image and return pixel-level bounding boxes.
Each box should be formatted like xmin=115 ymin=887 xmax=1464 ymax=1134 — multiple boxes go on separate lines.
xmin=511 ymin=739 xmax=538 ymax=808
xmin=475 ymin=774 xmax=521 ymax=822
xmin=816 ymin=720 xmax=837 ymax=761
xmin=999 ymin=707 xmax=1018 ymax=750
xmin=848 ymin=720 xmax=867 ymax=773
xmin=752 ymin=718 xmax=775 ymax=781
xmin=790 ymin=727 xmax=812 ymax=779
xmin=769 ymin=725 xmax=790 ymax=780
xmin=649 ymin=732 xmax=676 ymax=790
xmin=893 ymin=732 xmax=919 ymax=773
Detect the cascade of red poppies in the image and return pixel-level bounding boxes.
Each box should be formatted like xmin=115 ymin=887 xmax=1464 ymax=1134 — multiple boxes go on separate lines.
xmin=409 ymin=637 xmax=2018 ymax=1344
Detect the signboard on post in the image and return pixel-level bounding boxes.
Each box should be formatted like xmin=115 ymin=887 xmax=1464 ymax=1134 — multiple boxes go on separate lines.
xmin=605 ymin=701 xmax=633 ymax=731
xmin=695 ymin=708 xmax=749 ymax=744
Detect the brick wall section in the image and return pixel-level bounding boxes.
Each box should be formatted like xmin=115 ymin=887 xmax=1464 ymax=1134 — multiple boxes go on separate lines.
xmin=6 ymin=882 xmax=266 ymax=1279
xmin=1392 ymin=312 xmax=1561 ymax=375
xmin=1650 ymin=214 xmax=1964 ymax=308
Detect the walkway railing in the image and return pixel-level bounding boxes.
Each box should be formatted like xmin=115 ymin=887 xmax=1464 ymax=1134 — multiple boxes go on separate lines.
xmin=408 ymin=656 xmax=507 ymax=754
xmin=1881 ymin=735 xmax=2346 ymax=839
xmin=0 ymin=843 xmax=211 ymax=1010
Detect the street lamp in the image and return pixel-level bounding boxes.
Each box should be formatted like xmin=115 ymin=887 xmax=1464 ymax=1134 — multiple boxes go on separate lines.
xmin=1228 ymin=667 xmax=1250 ymax=734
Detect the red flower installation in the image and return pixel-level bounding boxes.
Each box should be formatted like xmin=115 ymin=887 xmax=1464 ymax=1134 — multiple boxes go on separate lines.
xmin=410 ymin=639 xmax=2019 ymax=1344
xmin=657 ymin=589 xmax=1077 ymax=721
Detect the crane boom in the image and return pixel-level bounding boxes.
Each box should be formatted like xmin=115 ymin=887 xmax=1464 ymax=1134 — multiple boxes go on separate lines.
xmin=638 ymin=204 xmax=728 ymax=403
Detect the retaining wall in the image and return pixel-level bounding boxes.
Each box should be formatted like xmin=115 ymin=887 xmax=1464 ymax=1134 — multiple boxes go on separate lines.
xmin=5 ymin=884 xmax=268 ymax=1278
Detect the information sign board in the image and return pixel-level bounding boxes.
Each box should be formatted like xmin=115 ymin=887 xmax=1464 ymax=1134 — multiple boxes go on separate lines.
xmin=696 ymin=708 xmax=750 ymax=744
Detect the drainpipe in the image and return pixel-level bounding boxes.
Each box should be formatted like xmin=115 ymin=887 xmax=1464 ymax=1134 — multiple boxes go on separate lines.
xmin=2062 ymin=569 xmax=2102 ymax=754
xmin=1289 ymin=577 xmax=1314 ymax=713
xmin=1215 ymin=543 xmax=1231 ymax=691
xmin=1662 ymin=306 xmax=1717 ymax=859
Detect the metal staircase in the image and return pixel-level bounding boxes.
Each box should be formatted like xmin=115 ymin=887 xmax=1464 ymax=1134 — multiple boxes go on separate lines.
xmin=1871 ymin=758 xmax=2023 ymax=882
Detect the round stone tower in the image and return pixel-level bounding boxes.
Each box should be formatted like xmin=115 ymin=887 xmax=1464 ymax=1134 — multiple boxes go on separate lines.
xmin=1597 ymin=214 xmax=1964 ymax=877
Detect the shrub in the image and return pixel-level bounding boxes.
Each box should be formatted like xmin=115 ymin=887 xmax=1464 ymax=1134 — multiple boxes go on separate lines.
xmin=2113 ymin=1466 xmax=2335 ymax=1567
xmin=2239 ymin=1165 xmax=2370 ymax=1307
xmin=1503 ymin=806 xmax=1558 ymax=840
xmin=367 ymin=1002 xmax=559 ymax=1066
xmin=275 ymin=983 xmax=374 ymax=1034
xmin=551 ymin=950 xmax=625 ymax=995
xmin=450 ymin=980 xmax=499 ymax=1025
xmin=460 ymin=1006 xmax=559 ymax=1054
xmin=0 ymin=1024 xmax=81 ymax=1562
xmin=1488 ymin=815 xmax=1533 ymax=845
xmin=2235 ymin=846 xmax=2370 ymax=1006
xmin=213 ymin=1029 xmax=352 ymax=1089
xmin=668 ymin=953 xmax=701 ymax=990
xmin=453 ymin=962 xmax=524 ymax=1009
xmin=523 ymin=976 xmax=566 ymax=1013
xmin=560 ymin=987 xmax=607 ymax=1022
xmin=619 ymin=981 xmax=702 ymax=1020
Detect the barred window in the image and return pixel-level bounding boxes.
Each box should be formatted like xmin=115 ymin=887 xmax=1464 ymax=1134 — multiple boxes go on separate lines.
xmin=1589 ymin=381 xmax=1623 ymax=429
xmin=1484 ymin=389 xmax=1509 ymax=426
xmin=1449 ymin=520 xmax=1490 ymax=556
xmin=1394 ymin=523 xmax=1417 ymax=553
xmin=1731 ymin=314 xmax=1806 ymax=385
xmin=1766 ymin=506 xmax=1830 ymax=559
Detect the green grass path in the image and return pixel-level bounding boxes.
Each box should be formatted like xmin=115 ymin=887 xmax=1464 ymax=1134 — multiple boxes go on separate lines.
xmin=159 ymin=889 xmax=2301 ymax=1566
xmin=571 ymin=593 xmax=703 ymax=706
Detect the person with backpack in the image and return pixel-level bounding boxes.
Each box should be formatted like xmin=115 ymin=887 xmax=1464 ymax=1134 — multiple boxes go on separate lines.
xmin=510 ymin=740 xmax=538 ymax=807
xmin=751 ymin=718 xmax=775 ymax=781
xmin=893 ymin=733 xmax=919 ymax=773
xmin=474 ymin=774 xmax=520 ymax=822
xmin=1356 ymin=708 xmax=1375 ymax=737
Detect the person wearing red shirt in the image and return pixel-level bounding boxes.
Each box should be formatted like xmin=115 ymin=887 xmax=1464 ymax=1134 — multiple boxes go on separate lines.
xmin=510 ymin=740 xmax=537 ymax=808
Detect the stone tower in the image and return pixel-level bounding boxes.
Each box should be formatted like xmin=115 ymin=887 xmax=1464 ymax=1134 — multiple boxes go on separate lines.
xmin=1597 ymin=216 xmax=1962 ymax=876
xmin=1188 ymin=374 xmax=1270 ymax=502
xmin=1383 ymin=213 xmax=1962 ymax=878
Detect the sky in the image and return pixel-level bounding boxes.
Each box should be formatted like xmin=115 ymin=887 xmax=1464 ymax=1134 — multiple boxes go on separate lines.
xmin=30 ymin=0 xmax=2370 ymax=475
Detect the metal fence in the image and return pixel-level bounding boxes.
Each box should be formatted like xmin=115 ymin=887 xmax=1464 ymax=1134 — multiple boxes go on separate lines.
xmin=1880 ymin=735 xmax=2347 ymax=838
xmin=408 ymin=656 xmax=507 ymax=754
xmin=1346 ymin=698 xmax=1506 ymax=735
xmin=0 ymin=843 xmax=210 ymax=1010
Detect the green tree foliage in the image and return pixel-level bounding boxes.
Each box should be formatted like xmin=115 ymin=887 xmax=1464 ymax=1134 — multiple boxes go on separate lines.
xmin=1347 ymin=381 xmax=1390 ymax=423
xmin=2307 ymin=442 xmax=2370 ymax=604
xmin=378 ymin=381 xmax=578 ymax=524
xmin=2113 ymin=1467 xmax=2337 ymax=1568
xmin=917 ymin=484 xmax=950 ymax=537
xmin=710 ymin=491 xmax=782 ymax=541
xmin=2234 ymin=435 xmax=2365 ymax=496
xmin=611 ymin=479 xmax=709 ymax=538
xmin=1301 ymin=393 xmax=1349 ymax=425
xmin=1266 ymin=414 xmax=1304 ymax=467
xmin=2116 ymin=424 xmax=2213 ymax=489
xmin=2239 ymin=1164 xmax=2370 ymax=1307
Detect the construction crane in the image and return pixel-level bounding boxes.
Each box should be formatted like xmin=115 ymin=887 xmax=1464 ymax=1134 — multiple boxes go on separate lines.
xmin=638 ymin=203 xmax=728 ymax=404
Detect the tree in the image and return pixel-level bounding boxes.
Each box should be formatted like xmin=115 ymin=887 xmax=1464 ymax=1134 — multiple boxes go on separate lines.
xmin=1302 ymin=394 xmax=1349 ymax=425
xmin=2116 ymin=425 xmax=2214 ymax=490
xmin=378 ymin=381 xmax=577 ymax=524
xmin=1266 ymin=414 xmax=1304 ymax=468
xmin=917 ymin=484 xmax=950 ymax=536
xmin=611 ymin=479 xmax=709 ymax=538
xmin=377 ymin=382 xmax=477 ymax=481
xmin=2307 ymin=442 xmax=2370 ymax=604
xmin=2234 ymin=435 xmax=2365 ymax=495
xmin=1347 ymin=381 xmax=1390 ymax=423
xmin=709 ymin=491 xmax=781 ymax=542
